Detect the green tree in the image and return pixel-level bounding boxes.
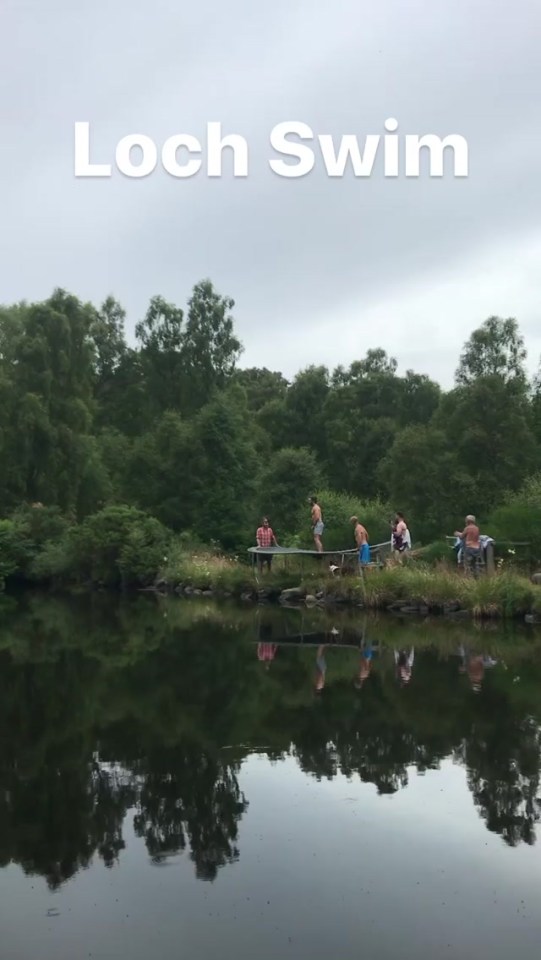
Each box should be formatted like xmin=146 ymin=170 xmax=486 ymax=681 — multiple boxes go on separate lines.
xmin=234 ymin=367 xmax=288 ymax=411
xmin=2 ymin=289 xmax=104 ymax=514
xmin=455 ymin=316 xmax=527 ymax=386
xmin=180 ymin=279 xmax=243 ymax=414
xmin=293 ymin=489 xmax=392 ymax=551
xmin=135 ymin=295 xmax=185 ymax=419
xmin=182 ymin=390 xmax=258 ymax=548
xmin=91 ymin=296 xmax=128 ymax=423
xmin=284 ymin=365 xmax=330 ymax=460
xmin=380 ymin=425 xmax=477 ymax=542
xmin=435 ymin=376 xmax=538 ymax=514
xmin=257 ymin=447 xmax=322 ymax=536
xmin=124 ymin=412 xmax=193 ymax=530
xmin=324 ymin=415 xmax=397 ymax=500
xmin=397 ymin=371 xmax=441 ymax=426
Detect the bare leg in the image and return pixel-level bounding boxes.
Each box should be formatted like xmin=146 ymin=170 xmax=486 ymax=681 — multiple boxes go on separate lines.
xmin=314 ymin=535 xmax=323 ymax=553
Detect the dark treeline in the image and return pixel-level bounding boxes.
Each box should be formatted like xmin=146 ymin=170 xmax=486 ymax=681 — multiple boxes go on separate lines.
xmin=1 ymin=281 xmax=541 ymax=550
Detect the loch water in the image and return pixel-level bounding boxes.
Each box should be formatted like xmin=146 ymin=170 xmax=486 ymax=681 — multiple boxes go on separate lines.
xmin=1 ymin=591 xmax=541 ymax=959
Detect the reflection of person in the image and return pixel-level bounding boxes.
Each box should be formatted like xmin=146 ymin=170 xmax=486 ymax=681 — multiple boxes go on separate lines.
xmin=351 ymin=516 xmax=370 ymax=566
xmin=394 ymin=648 xmax=414 ymax=685
xmin=256 ymin=517 xmax=278 ymax=572
xmin=257 ymin=642 xmax=277 ymax=670
xmin=458 ymin=646 xmax=497 ymax=692
xmin=354 ymin=644 xmax=373 ymax=688
xmin=315 ymin=645 xmax=326 ymax=691
xmin=309 ymin=497 xmax=324 ymax=553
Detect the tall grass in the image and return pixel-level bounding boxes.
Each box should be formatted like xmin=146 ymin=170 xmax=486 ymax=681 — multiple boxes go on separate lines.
xmin=314 ymin=565 xmax=536 ymax=618
xmin=160 ymin=543 xmax=539 ymax=617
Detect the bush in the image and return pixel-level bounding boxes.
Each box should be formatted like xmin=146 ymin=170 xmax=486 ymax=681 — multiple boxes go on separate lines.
xmin=7 ymin=504 xmax=72 ymax=580
xmin=69 ymin=505 xmax=170 ymax=587
xmin=0 ymin=520 xmax=20 ymax=587
xmin=488 ymin=474 xmax=541 ymax=566
xmin=293 ymin=489 xmax=393 ymax=551
xmin=413 ymin=540 xmax=455 ymax=567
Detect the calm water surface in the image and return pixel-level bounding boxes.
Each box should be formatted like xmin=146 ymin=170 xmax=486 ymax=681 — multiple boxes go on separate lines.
xmin=1 ymin=592 xmax=541 ymax=959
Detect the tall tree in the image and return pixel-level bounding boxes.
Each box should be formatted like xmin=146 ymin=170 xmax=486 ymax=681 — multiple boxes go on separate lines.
xmin=455 ymin=316 xmax=527 ymax=386
xmin=284 ymin=365 xmax=330 ymax=460
xmin=435 ymin=376 xmax=538 ymax=514
xmin=182 ymin=389 xmax=258 ymax=547
xmin=397 ymin=371 xmax=441 ymax=426
xmin=234 ymin=367 xmax=288 ymax=411
xmin=2 ymin=289 xmax=104 ymax=513
xmin=180 ymin=279 xmax=243 ymax=414
xmin=135 ymin=295 xmax=185 ymax=419
xmin=380 ymin=425 xmax=477 ymax=542
xmin=257 ymin=446 xmax=322 ymax=535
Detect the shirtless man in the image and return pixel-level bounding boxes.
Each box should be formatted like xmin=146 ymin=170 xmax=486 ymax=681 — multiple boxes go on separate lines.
xmin=309 ymin=496 xmax=324 ymax=552
xmin=454 ymin=514 xmax=481 ymax=576
xmin=350 ymin=516 xmax=370 ymax=566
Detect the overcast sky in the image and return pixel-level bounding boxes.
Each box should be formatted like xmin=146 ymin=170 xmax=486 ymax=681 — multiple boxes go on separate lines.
xmin=1 ymin=0 xmax=540 ymax=387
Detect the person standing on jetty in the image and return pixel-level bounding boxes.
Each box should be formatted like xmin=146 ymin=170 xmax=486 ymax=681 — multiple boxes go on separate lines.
xmin=351 ymin=516 xmax=370 ymax=566
xmin=309 ymin=496 xmax=324 ymax=553
xmin=454 ymin=514 xmax=482 ymax=576
xmin=392 ymin=512 xmax=411 ymax=558
xmin=255 ymin=517 xmax=278 ymax=573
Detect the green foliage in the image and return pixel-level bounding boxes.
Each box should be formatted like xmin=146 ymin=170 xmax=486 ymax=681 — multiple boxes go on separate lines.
xmin=2 ymin=285 xmax=541 ymax=571
xmin=455 ymin=316 xmax=527 ymax=386
xmin=257 ymin=447 xmax=322 ymax=536
xmin=435 ymin=377 xmax=538 ymax=515
xmin=380 ymin=425 xmax=476 ymax=542
xmin=0 ymin=520 xmax=20 ymax=587
xmin=67 ymin=505 xmax=170 ymax=587
xmin=294 ymin=489 xmax=392 ymax=550
xmin=413 ymin=540 xmax=454 ymax=566
xmin=183 ymin=391 xmax=258 ymax=549
xmin=299 ymin=566 xmax=535 ymax=618
xmin=488 ymin=474 xmax=541 ymax=564
xmin=0 ymin=505 xmax=72 ymax=583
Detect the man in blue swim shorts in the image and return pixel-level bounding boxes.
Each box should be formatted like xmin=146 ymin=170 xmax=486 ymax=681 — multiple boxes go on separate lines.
xmin=350 ymin=516 xmax=370 ymax=566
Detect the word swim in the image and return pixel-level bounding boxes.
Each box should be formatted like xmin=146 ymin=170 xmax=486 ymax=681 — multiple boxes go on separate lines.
xmin=74 ymin=119 xmax=468 ymax=180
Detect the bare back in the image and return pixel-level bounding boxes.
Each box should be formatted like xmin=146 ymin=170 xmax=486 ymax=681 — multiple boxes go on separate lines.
xmin=354 ymin=523 xmax=368 ymax=546
xmin=463 ymin=523 xmax=480 ymax=548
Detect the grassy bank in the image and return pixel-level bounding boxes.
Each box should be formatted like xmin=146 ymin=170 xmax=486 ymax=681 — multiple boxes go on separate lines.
xmin=1 ymin=503 xmax=539 ymax=621
xmin=159 ymin=550 xmax=540 ymax=620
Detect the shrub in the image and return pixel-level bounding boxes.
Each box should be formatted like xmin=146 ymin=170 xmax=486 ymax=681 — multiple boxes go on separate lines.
xmin=69 ymin=505 xmax=170 ymax=587
xmin=0 ymin=520 xmax=20 ymax=587
xmin=293 ymin=489 xmax=393 ymax=551
xmin=7 ymin=504 xmax=72 ymax=580
xmin=488 ymin=474 xmax=541 ymax=566
xmin=413 ymin=540 xmax=455 ymax=567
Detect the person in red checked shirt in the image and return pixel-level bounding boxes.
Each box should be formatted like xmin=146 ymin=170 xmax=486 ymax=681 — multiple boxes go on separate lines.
xmin=256 ymin=517 xmax=278 ymax=573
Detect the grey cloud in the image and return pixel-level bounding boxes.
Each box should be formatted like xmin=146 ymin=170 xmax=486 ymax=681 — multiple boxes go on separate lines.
xmin=1 ymin=0 xmax=540 ymax=382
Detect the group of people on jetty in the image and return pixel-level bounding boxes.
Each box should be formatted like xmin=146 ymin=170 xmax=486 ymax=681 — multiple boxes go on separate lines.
xmin=254 ymin=496 xmax=490 ymax=576
xmin=254 ymin=496 xmax=413 ymax=572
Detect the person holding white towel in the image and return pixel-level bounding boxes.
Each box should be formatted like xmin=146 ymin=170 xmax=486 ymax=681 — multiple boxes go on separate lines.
xmin=392 ymin=512 xmax=411 ymax=555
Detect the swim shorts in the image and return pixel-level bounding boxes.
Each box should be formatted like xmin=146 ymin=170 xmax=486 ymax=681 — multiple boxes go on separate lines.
xmin=359 ymin=543 xmax=370 ymax=564
xmin=313 ymin=521 xmax=324 ymax=536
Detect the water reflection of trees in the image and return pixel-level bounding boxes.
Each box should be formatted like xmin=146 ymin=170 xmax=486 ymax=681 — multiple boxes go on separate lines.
xmin=131 ymin=747 xmax=247 ymax=879
xmin=0 ymin=593 xmax=541 ymax=890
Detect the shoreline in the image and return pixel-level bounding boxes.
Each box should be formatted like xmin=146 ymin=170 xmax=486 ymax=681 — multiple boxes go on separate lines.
xmin=151 ymin=566 xmax=541 ymax=624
